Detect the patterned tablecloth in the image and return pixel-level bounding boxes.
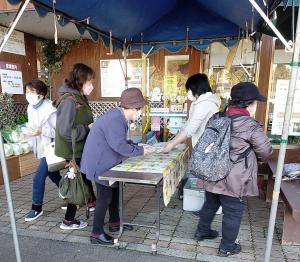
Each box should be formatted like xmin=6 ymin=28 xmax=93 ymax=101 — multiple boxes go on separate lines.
xmin=111 ymin=145 xmax=189 ymax=206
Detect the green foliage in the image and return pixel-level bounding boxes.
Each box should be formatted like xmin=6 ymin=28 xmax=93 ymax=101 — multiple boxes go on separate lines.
xmin=15 ymin=113 xmax=28 ymax=125
xmin=0 ymin=93 xmax=15 ymax=129
xmin=40 ymin=39 xmax=74 ymax=74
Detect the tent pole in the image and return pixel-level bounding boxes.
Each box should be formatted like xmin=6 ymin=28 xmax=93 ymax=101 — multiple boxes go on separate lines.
xmin=248 ymin=0 xmax=293 ymax=51
xmin=0 ymin=1 xmax=30 ymax=262
xmin=0 ymin=0 xmax=30 ymax=53
xmin=123 ymin=48 xmax=128 ymax=89
xmin=264 ymin=6 xmax=300 ymax=262
xmin=0 ymin=132 xmax=22 ymax=262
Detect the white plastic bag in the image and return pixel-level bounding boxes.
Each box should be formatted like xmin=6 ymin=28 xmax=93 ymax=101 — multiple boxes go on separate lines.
xmin=45 ymin=142 xmax=67 ymax=172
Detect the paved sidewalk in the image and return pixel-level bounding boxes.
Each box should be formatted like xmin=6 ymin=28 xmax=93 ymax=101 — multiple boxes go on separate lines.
xmin=0 ymin=174 xmax=299 ymax=262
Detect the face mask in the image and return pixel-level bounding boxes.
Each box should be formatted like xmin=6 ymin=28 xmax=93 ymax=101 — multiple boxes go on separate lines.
xmin=134 ymin=109 xmax=142 ymax=121
xmin=26 ymin=93 xmax=40 ymax=105
xmin=187 ymin=90 xmax=196 ymax=101
xmin=83 ymin=83 xmax=94 ymax=95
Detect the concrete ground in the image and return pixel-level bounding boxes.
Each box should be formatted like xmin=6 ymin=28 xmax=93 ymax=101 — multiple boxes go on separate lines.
xmin=0 ymin=174 xmax=299 ymax=262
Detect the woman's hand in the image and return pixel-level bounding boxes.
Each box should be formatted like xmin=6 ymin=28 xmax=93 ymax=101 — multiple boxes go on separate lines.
xmin=163 ymin=142 xmax=174 ymax=153
xmin=32 ymin=129 xmax=42 ymax=136
xmin=143 ymin=145 xmax=154 ymax=155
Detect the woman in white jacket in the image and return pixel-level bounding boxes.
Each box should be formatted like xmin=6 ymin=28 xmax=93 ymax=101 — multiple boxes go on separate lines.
xmin=164 ymin=74 xmax=221 ymax=200
xmin=164 ymin=73 xmax=221 ymax=151
xmin=24 ymin=80 xmax=61 ymax=222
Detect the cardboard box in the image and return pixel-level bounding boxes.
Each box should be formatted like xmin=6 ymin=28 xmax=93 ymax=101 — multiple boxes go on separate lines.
xmin=0 ymin=152 xmax=39 ymax=185
xmin=0 ymin=155 xmax=21 ymax=185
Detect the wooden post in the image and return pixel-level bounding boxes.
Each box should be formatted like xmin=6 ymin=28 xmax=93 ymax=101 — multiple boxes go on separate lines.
xmin=256 ymin=34 xmax=275 ymax=129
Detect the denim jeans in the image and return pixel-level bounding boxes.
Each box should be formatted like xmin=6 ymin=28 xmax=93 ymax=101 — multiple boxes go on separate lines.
xmin=32 ymin=157 xmax=61 ymax=206
xmin=197 ymin=191 xmax=245 ymax=251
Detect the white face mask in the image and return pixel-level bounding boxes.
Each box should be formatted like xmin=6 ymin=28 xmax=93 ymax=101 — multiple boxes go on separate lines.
xmin=26 ymin=93 xmax=40 ymax=105
xmin=134 ymin=109 xmax=142 ymax=121
xmin=83 ymin=83 xmax=94 ymax=96
xmin=187 ymin=90 xmax=196 ymax=101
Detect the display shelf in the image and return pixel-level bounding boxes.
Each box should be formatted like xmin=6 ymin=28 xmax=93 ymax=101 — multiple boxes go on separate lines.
xmin=149 ymin=112 xmax=187 ymax=117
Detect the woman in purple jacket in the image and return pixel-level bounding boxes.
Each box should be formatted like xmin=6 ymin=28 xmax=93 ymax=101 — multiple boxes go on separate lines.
xmin=81 ymin=88 xmax=152 ymax=245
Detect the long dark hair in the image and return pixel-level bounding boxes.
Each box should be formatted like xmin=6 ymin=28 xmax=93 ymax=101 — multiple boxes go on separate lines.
xmin=65 ymin=63 xmax=95 ymax=91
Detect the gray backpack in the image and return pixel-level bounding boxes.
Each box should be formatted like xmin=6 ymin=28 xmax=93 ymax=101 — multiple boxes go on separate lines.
xmin=188 ymin=113 xmax=251 ymax=182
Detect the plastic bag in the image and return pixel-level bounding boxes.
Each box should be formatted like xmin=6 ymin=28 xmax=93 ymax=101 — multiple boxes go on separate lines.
xmin=2 ymin=126 xmax=23 ymax=143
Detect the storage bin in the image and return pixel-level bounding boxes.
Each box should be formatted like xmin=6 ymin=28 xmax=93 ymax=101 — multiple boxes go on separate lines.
xmin=183 ymin=178 xmax=205 ymax=211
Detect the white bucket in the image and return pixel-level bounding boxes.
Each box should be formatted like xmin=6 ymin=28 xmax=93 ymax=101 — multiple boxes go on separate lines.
xmin=183 ymin=178 xmax=205 ymax=211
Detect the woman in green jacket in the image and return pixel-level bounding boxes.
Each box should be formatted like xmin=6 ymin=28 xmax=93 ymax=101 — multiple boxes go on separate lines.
xmin=55 ymin=63 xmax=96 ymax=230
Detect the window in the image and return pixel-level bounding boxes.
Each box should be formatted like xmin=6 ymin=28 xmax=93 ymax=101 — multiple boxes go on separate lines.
xmin=267 ymin=64 xmax=300 ymax=145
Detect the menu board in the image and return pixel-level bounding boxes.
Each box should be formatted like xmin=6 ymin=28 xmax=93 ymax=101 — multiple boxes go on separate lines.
xmin=0 ymin=62 xmax=23 ymax=94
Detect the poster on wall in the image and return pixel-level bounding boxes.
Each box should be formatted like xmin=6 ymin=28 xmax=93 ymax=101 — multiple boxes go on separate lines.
xmin=100 ymin=59 xmax=148 ymax=97
xmin=271 ymin=79 xmax=300 ymax=136
xmin=164 ymin=55 xmax=189 ymax=97
xmin=0 ymin=62 xmax=24 ymax=94
xmin=0 ymin=26 xmax=25 ymax=56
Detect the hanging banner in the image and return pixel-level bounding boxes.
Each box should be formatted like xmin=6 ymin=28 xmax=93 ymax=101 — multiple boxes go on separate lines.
xmin=271 ymin=79 xmax=300 ymax=136
xmin=0 ymin=26 xmax=25 ymax=56
xmin=0 ymin=62 xmax=24 ymax=94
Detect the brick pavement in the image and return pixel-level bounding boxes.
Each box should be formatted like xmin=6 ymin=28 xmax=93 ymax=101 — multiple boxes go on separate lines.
xmin=0 ymin=174 xmax=299 ymax=261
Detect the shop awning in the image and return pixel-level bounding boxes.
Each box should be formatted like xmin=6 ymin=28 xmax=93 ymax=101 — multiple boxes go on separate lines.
xmin=7 ymin=0 xmax=281 ymax=52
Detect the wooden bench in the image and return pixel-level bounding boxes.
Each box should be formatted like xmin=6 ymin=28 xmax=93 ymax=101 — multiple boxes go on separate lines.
xmin=267 ymin=160 xmax=300 ymax=245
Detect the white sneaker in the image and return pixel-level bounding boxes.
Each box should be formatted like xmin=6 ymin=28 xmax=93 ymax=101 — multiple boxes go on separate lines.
xmin=60 ymin=219 xmax=88 ymax=230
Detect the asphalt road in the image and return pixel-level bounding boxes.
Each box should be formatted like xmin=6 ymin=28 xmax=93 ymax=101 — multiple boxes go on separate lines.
xmin=0 ymin=232 xmax=190 ymax=262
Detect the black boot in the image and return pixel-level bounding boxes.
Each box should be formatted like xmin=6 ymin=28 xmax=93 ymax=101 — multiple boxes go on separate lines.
xmin=194 ymin=229 xmax=219 ymax=241
xmin=90 ymin=233 xmax=114 ymax=245
xmin=218 ymin=243 xmax=242 ymax=257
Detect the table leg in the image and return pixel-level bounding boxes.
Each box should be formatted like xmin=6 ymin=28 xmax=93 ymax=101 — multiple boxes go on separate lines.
xmin=152 ymin=183 xmax=161 ymax=255
xmin=114 ymin=182 xmax=124 ymax=248
xmin=266 ymin=175 xmax=274 ymax=203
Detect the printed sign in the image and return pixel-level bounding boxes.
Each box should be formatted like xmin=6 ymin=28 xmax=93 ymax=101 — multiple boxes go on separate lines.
xmin=0 ymin=62 xmax=24 ymax=94
xmin=0 ymin=26 xmax=25 ymax=56
xmin=271 ymin=79 xmax=300 ymax=136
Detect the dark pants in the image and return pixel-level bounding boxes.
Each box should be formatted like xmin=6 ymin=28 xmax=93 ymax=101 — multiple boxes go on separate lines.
xmin=197 ymin=191 xmax=245 ymax=251
xmin=92 ymin=183 xmax=120 ymax=235
xmin=32 ymin=157 xmax=61 ymax=209
xmin=65 ymin=173 xmax=96 ymax=221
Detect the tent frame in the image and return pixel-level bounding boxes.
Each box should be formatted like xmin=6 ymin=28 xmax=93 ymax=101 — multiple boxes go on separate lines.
xmin=0 ymin=0 xmax=31 ymax=260
xmin=263 ymin=5 xmax=300 ymax=262
xmin=0 ymin=2 xmax=299 ymax=262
